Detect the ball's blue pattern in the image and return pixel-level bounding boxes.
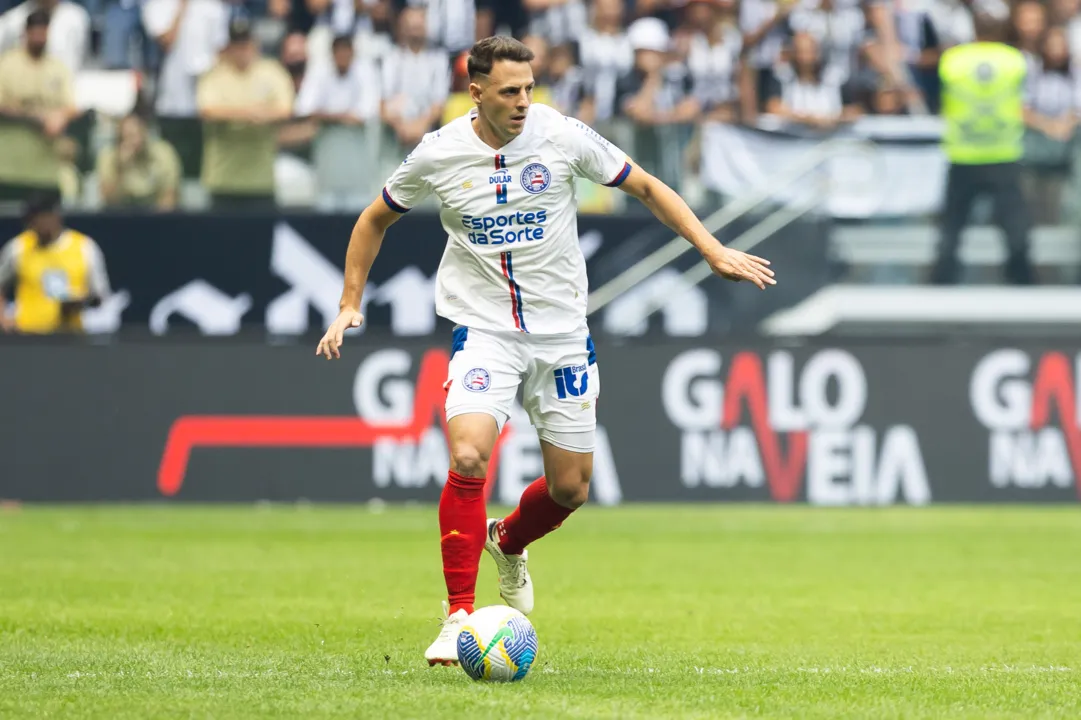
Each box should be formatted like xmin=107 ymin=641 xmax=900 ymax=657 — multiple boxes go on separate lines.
xmin=455 ymin=611 xmax=538 ymax=682
xmin=504 ymin=616 xmax=538 ymax=681
xmin=456 ymin=628 xmax=487 ymax=681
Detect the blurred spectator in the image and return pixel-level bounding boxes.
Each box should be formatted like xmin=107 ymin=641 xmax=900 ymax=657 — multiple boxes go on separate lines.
xmin=0 ymin=191 xmax=110 ymax=334
xmin=1022 ymin=25 xmax=1078 ymax=224
xmin=297 ymin=34 xmax=382 ymax=209
xmin=392 ymin=0 xmax=476 ymax=54
xmin=618 ymin=17 xmax=699 ymax=188
xmin=933 ymin=14 xmax=1032 ymax=285
xmin=739 ymin=0 xmax=796 ymax=121
xmin=380 ymin=6 xmax=449 ymax=150
xmin=1010 ymin=0 xmax=1047 ymax=71
xmin=865 ymin=77 xmax=922 ymax=115
xmin=0 ymin=10 xmax=77 ymax=203
xmin=276 ymin=30 xmax=317 ymax=157
xmin=102 ymin=0 xmax=160 ymax=69
xmin=579 ymin=0 xmax=633 ymax=125
xmin=295 ymin=33 xmax=380 ymax=126
xmin=619 ymin=17 xmax=699 ymax=126
xmin=684 ymin=0 xmax=741 ymax=123
xmin=1048 ymin=0 xmax=1081 ymax=59
xmin=476 ymin=0 xmax=529 ymax=40
xmin=765 ymin=31 xmax=861 ymax=130
xmin=631 ymin=0 xmax=682 ymax=27
xmin=547 ymin=41 xmax=586 ymax=118
xmin=520 ymin=33 xmax=556 ymax=106
xmin=0 ymin=0 xmax=90 ymax=73
xmin=96 ymin=113 xmax=182 ymax=210
xmin=196 ymin=17 xmax=294 ymax=209
xmin=143 ymin=0 xmax=228 ymax=180
xmin=891 ymin=0 xmax=945 ymax=113
xmin=526 ymin=0 xmax=587 ymax=46
xmin=280 ymin=29 xmax=308 ymax=93
xmin=787 ymin=0 xmax=867 ymax=83
xmin=143 ymin=0 xmax=227 ymax=113
xmin=277 ymin=0 xmax=351 ymax=36
xmin=279 ymin=0 xmax=383 ymax=70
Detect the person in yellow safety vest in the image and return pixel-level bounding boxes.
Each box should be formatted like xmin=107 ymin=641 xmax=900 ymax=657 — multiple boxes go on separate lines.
xmin=0 ymin=192 xmax=111 ymax=334
xmin=931 ymin=13 xmax=1034 ymax=285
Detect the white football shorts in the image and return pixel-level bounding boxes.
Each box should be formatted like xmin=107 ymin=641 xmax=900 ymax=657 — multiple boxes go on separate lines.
xmin=444 ymin=326 xmax=599 ymax=451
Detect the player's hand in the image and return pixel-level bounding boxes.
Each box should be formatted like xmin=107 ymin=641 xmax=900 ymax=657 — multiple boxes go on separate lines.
xmin=316 ymin=308 xmax=363 ymax=360
xmin=40 ymin=110 xmax=66 ymax=138
xmin=0 ymin=313 xmax=14 ymax=333
xmin=706 ymin=247 xmax=776 ymax=290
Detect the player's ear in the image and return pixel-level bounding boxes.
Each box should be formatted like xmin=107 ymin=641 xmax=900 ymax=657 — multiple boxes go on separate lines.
xmin=468 ymin=78 xmax=485 ymax=105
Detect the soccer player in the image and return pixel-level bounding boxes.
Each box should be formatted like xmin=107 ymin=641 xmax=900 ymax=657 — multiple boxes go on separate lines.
xmin=315 ymin=36 xmax=775 ymax=665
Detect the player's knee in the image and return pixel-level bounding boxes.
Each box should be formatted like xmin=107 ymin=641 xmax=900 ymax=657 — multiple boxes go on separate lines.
xmin=450 ymin=442 xmax=489 ymax=479
xmin=550 ymin=475 xmax=590 ymax=509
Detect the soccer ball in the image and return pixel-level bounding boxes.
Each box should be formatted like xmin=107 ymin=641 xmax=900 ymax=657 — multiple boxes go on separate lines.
xmin=456 ymin=605 xmax=538 ymax=682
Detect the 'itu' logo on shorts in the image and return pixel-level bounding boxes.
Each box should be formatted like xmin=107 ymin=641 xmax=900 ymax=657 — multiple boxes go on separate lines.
xmin=554 ymin=365 xmax=588 ymax=399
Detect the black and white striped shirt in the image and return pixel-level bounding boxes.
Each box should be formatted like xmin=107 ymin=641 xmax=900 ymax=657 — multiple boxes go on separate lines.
xmin=687 ymin=28 xmax=741 ymax=110
xmin=1025 ymin=63 xmax=1081 ymax=118
xmin=578 ymin=28 xmax=634 ymax=122
xmin=528 ymin=0 xmax=588 ymax=46
xmin=787 ymin=1 xmax=866 ymax=81
xmin=550 ymin=65 xmax=587 ymax=117
xmin=767 ymin=61 xmax=849 ymax=117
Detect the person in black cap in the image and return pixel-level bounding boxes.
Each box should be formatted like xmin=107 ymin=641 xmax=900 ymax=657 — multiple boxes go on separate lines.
xmin=0 ymin=191 xmax=111 ymax=334
xmin=0 ymin=10 xmax=78 ymax=202
xmin=196 ymin=15 xmax=295 ymax=210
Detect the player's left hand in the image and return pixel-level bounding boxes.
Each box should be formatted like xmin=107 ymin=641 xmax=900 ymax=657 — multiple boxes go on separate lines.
xmin=316 ymin=308 xmax=364 ymax=360
xmin=705 ymin=247 xmax=776 ymax=289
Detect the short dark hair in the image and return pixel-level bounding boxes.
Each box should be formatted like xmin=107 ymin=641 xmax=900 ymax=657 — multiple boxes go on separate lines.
xmin=974 ymin=13 xmax=1008 ymax=42
xmin=467 ymin=36 xmax=534 ymax=79
xmin=26 ymin=9 xmax=50 ymax=29
xmin=331 ymin=34 xmax=353 ymax=51
xmin=23 ymin=190 xmax=61 ymax=223
xmin=228 ymin=16 xmax=253 ymax=43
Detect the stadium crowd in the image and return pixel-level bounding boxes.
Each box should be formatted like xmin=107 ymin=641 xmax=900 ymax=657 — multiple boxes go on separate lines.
xmin=0 ymin=0 xmax=1077 ymax=212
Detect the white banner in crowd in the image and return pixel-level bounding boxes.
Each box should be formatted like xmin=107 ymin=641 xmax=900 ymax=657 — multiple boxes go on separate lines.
xmin=699 ymin=118 xmax=950 ymax=219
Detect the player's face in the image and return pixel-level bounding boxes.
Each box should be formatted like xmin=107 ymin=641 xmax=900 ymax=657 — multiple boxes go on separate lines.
xmin=25 ymin=26 xmax=48 ymax=56
xmin=29 ymin=211 xmax=61 ymax=241
xmin=473 ymin=60 xmax=534 ymax=140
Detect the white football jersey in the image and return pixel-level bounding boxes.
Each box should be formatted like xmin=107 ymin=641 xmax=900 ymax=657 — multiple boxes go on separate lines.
xmin=381 ymin=103 xmax=631 ymax=335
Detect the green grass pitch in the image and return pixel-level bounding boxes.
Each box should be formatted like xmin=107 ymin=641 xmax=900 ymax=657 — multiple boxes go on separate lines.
xmin=2 ymin=504 xmax=1080 ymax=719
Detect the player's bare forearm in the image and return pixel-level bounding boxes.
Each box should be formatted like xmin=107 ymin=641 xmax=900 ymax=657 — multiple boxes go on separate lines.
xmin=339 ymin=197 xmax=402 ymax=311
xmin=619 ymin=164 xmax=721 ymax=257
xmin=619 ymin=163 xmax=775 ymax=288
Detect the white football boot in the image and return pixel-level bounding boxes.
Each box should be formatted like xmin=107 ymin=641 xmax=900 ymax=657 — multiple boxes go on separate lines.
xmin=485 ymin=518 xmax=534 ymax=616
xmin=424 ymin=601 xmax=468 ymax=667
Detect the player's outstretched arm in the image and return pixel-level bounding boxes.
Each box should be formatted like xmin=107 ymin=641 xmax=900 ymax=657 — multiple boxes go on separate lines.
xmin=316 ymin=198 xmax=404 ymax=360
xmin=617 ymin=163 xmax=777 ymax=290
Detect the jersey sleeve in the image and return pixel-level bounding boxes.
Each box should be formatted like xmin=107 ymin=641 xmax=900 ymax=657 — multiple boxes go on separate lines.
xmin=381 ymin=137 xmax=437 ymax=213
xmin=0 ymin=238 xmax=16 ymax=294
xmin=82 ymin=237 xmax=111 ymax=300
xmin=561 ymin=115 xmax=632 ymax=188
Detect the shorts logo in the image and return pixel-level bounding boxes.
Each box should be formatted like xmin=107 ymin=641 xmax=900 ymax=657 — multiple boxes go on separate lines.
xmin=521 ymin=163 xmax=551 ymax=195
xmin=464 ymin=368 xmax=491 ymax=392
xmin=554 ymin=364 xmax=589 ymax=399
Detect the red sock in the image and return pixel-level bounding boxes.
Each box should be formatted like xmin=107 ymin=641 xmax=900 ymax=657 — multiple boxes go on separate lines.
xmin=496 ymin=476 xmax=574 ymax=556
xmin=439 ymin=470 xmax=487 ymax=616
